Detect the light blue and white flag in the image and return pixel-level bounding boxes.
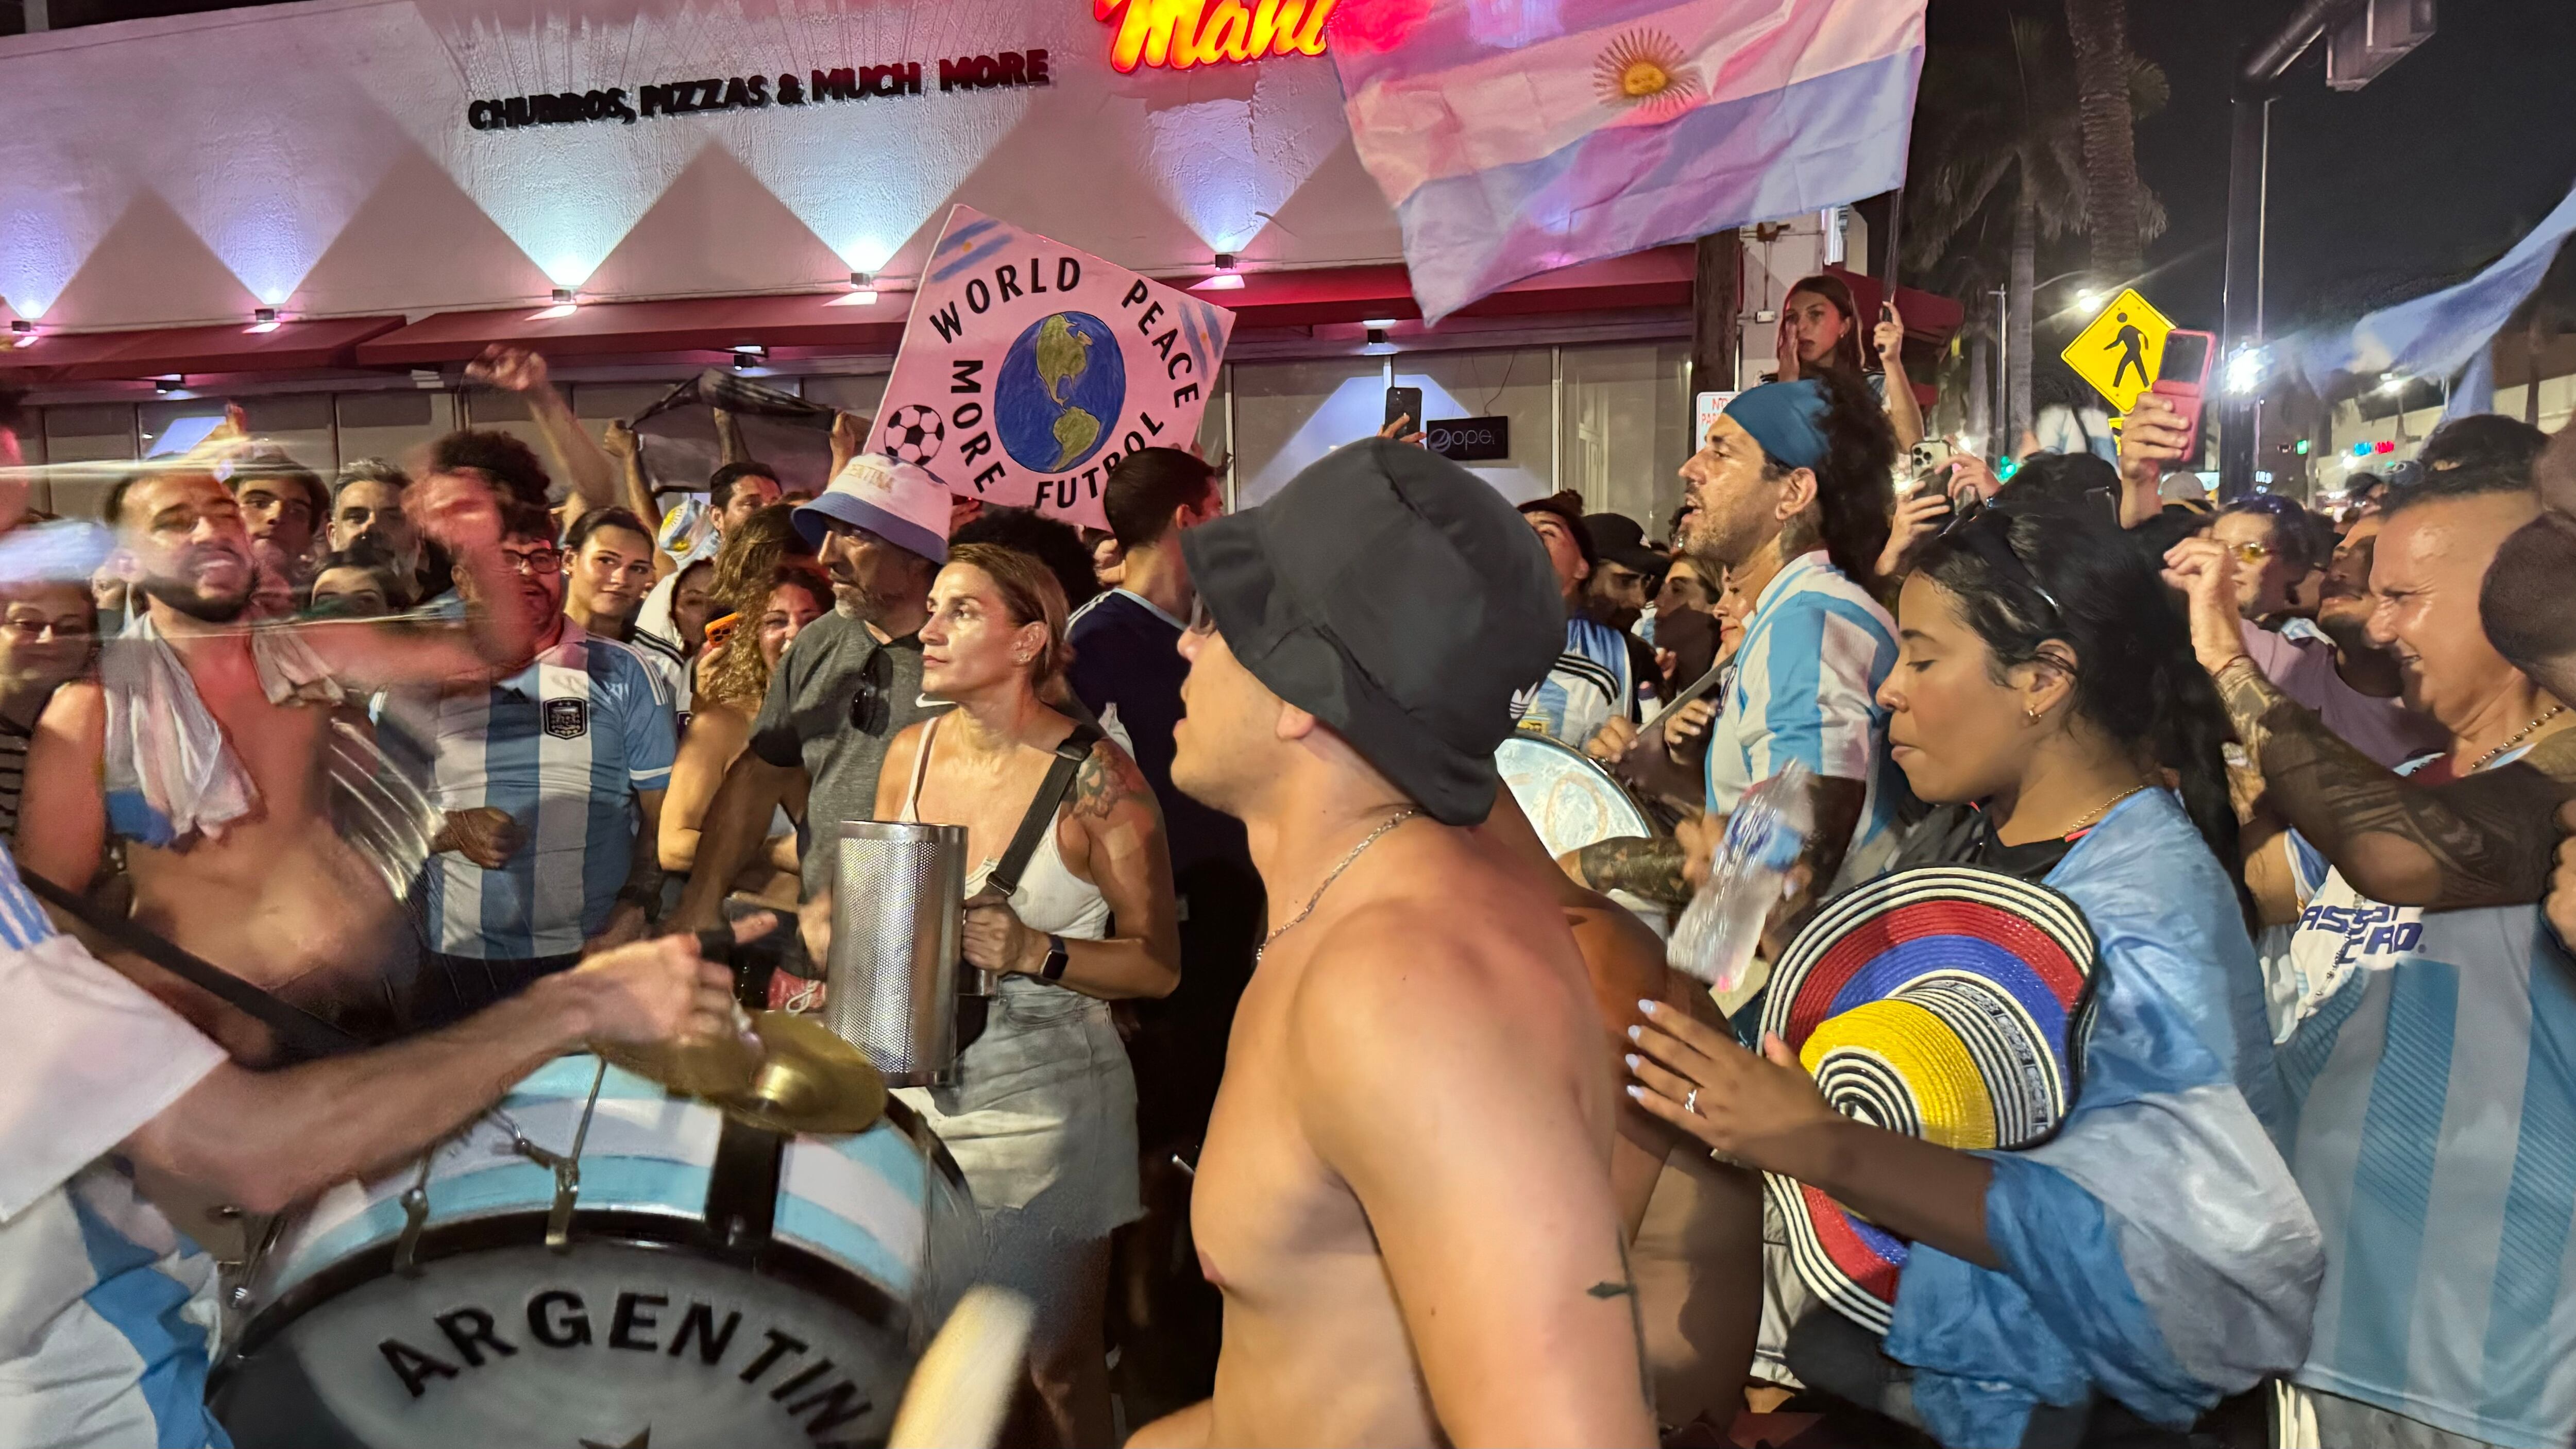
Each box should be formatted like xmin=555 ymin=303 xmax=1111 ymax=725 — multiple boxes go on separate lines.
xmin=2296 ymin=169 xmax=2576 ymax=399
xmin=1331 ymin=0 xmax=1929 ymax=321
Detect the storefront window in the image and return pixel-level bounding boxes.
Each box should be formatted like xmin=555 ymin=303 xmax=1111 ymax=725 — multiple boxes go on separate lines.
xmin=1558 ymin=342 xmax=1690 ymax=541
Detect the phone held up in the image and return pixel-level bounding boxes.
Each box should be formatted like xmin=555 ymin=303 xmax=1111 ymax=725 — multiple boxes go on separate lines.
xmin=2150 ymin=329 xmax=2217 ymax=455
xmin=1383 ymin=385 xmax=1423 ymax=436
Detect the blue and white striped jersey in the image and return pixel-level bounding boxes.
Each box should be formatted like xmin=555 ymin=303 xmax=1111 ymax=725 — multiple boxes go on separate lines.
xmin=2276 ymin=744 xmax=2576 ymax=1448
xmin=1704 ymin=551 xmax=1899 ymax=883
xmin=379 ymin=621 xmax=677 ymax=960
xmin=1512 ymin=615 xmax=1650 ymax=747
xmin=0 ymin=844 xmax=231 ymax=1448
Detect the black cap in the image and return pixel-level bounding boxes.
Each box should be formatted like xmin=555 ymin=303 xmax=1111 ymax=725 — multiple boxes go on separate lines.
xmin=1582 ymin=512 xmax=1665 ymax=576
xmin=1181 ymin=439 xmax=1564 ymax=825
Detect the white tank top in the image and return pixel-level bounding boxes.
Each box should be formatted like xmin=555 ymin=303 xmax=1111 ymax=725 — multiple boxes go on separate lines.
xmin=899 ymin=713 xmax=1113 ymax=942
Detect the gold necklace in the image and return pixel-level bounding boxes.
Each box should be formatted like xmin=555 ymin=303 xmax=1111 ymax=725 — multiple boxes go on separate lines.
xmin=1258 ymin=808 xmax=1420 ymax=964
xmin=2065 ymin=783 xmax=2151 ymax=833
xmin=2468 ymin=704 xmax=2568 ymax=774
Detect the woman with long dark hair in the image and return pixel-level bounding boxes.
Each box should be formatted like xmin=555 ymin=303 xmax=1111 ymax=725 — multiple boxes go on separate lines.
xmin=1774 ymin=272 xmax=1925 ymax=450
xmin=1627 ymin=504 xmax=2322 ymax=1447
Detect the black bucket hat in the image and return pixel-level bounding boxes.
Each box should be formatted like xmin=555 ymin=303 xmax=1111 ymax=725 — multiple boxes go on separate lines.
xmin=1179 ymin=439 xmax=1564 ymax=825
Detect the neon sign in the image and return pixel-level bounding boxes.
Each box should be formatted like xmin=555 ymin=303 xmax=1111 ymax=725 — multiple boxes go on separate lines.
xmin=1095 ymin=0 xmax=1338 ymax=74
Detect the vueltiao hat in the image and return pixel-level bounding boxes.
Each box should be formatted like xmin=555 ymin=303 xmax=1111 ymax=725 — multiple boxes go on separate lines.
xmin=1760 ymin=866 xmax=2100 ymax=1335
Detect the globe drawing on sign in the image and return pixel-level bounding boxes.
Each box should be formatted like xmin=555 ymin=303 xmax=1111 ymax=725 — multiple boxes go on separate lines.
xmin=994 ymin=311 xmax=1126 ymax=474
xmin=882 ymin=404 xmax=945 ymax=467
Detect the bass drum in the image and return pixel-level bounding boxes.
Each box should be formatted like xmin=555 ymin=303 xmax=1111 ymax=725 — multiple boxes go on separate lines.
xmin=212 ymin=1053 xmax=981 ymax=1449
xmin=1496 ymin=732 xmax=1671 ymax=935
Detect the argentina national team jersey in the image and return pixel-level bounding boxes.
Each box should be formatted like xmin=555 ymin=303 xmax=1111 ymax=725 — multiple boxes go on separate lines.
xmin=1704 ymin=551 xmax=1900 ymax=885
xmin=379 ymin=622 xmax=676 ymax=960
xmin=0 ymin=844 xmax=231 ymax=1448
xmin=1512 ymin=615 xmax=1647 ymax=747
xmin=2275 ymin=744 xmax=2576 ymax=1447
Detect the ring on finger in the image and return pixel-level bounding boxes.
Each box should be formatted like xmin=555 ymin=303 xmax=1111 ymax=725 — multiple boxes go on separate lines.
xmin=1683 ymin=1087 xmax=1700 ymax=1115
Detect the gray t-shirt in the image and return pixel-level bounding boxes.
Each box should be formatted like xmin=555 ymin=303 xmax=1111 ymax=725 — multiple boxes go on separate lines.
xmin=748 ymin=611 xmax=948 ymax=899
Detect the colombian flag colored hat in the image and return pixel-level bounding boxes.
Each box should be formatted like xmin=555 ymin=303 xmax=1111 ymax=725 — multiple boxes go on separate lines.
xmin=1760 ymin=866 xmax=2100 ymax=1335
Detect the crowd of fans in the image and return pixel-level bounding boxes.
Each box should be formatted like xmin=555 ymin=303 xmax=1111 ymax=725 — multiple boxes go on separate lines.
xmin=3 ymin=317 xmax=2575 ymax=1449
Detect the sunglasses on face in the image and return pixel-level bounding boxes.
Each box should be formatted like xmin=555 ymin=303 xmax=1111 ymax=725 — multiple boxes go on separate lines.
xmin=2223 ymin=540 xmax=2275 ymax=566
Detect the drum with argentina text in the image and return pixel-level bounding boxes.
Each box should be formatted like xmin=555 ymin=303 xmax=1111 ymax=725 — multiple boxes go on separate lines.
xmin=212 ymin=1053 xmax=980 ymax=1449
xmin=1498 ymin=732 xmax=1671 ymax=934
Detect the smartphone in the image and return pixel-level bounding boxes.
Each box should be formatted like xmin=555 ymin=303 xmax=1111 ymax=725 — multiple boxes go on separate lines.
xmin=2150 ymin=329 xmax=2216 ymax=455
xmin=1384 ymin=386 xmax=1423 ymax=435
xmin=1903 ymin=438 xmax=1955 ymax=496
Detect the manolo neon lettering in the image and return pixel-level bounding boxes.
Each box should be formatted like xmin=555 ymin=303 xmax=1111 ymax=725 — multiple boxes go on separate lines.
xmin=1095 ymin=0 xmax=1338 ymax=74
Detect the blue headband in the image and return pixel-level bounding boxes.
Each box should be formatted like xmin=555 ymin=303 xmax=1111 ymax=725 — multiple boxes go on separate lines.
xmin=1724 ymin=380 xmax=1832 ymax=471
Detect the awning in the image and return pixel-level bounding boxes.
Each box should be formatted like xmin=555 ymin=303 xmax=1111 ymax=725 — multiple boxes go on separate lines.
xmin=352 ymin=292 xmax=913 ymax=369
xmin=350 ymin=248 xmax=1700 ymax=368
xmin=0 ymin=315 xmax=405 ymax=385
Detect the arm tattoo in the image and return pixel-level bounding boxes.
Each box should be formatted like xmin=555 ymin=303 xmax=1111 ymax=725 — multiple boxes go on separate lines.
xmin=1070 ymin=742 xmax=1153 ymax=823
xmin=2217 ymin=657 xmax=2576 ymax=909
xmin=1574 ymin=837 xmax=1689 ymax=908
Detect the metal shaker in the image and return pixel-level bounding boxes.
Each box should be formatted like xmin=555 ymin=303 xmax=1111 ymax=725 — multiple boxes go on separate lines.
xmin=825 ymin=821 xmax=970 ymax=1086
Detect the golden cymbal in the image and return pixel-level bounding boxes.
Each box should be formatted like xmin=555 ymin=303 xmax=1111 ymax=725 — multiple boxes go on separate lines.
xmin=716 ymin=1011 xmax=889 ymax=1136
xmin=594 ymin=1029 xmax=761 ymax=1099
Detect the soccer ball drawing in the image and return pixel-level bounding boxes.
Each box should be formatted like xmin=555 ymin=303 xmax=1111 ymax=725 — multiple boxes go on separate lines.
xmin=882 ymin=404 xmax=946 ymax=467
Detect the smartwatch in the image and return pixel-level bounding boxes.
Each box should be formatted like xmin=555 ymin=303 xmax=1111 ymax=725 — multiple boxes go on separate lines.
xmin=1040 ymin=934 xmax=1070 ymax=982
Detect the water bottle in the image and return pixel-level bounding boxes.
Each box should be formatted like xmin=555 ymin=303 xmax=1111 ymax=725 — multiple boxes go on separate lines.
xmin=1668 ymin=760 xmax=1816 ymax=991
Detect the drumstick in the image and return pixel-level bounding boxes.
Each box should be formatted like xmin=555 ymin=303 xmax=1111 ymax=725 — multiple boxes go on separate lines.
xmin=887 ymin=1287 xmax=1035 ymax=1449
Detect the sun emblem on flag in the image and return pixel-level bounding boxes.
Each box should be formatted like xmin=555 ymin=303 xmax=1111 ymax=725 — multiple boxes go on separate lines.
xmin=1594 ymin=30 xmax=1702 ymax=117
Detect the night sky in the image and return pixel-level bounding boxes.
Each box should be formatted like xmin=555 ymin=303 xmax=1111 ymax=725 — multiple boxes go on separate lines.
xmin=1933 ymin=0 xmax=2576 ymax=339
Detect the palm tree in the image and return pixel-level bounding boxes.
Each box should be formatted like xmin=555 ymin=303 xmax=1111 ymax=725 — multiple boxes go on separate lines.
xmin=2064 ymin=0 xmax=2148 ymax=278
xmin=1903 ymin=17 xmax=2166 ymax=447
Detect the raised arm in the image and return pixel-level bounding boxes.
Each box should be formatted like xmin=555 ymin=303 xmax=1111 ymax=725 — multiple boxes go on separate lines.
xmin=468 ymin=346 xmax=616 ymax=523
xmin=600 ymin=420 xmax=673 ymax=572
xmin=1296 ymin=913 xmax=1655 ymax=1447
xmin=1875 ymin=303 xmax=1925 ymax=452
xmin=2117 ymin=395 xmax=2192 ymax=529
xmin=2167 ymin=535 xmax=2576 ymax=908
xmin=296 ymin=471 xmax=536 ymax=689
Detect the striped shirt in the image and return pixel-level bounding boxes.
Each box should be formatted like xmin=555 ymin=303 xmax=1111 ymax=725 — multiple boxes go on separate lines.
xmin=0 ymin=718 xmax=27 ymax=839
xmin=0 ymin=844 xmax=231 ymax=1448
xmin=1704 ymin=551 xmax=1899 ymax=882
xmin=2276 ymin=744 xmax=2576 ymax=1447
xmin=625 ymin=626 xmax=693 ymax=730
xmin=379 ymin=621 xmax=676 ymax=960
xmin=1513 ymin=615 xmax=1650 ymax=747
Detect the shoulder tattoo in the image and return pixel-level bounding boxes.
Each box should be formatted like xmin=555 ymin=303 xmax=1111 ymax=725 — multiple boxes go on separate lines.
xmin=1071 ymin=741 xmax=1154 ymax=822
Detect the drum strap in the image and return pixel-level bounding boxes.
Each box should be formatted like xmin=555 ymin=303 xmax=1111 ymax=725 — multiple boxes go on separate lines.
xmin=986 ymin=722 xmax=1105 ymax=899
xmin=20 ymin=867 xmax=366 ymax=1059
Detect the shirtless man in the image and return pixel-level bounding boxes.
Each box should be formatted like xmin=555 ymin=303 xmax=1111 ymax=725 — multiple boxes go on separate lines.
xmin=1131 ymin=440 xmax=1654 ymax=1447
xmin=18 ymin=463 xmax=534 ymax=1054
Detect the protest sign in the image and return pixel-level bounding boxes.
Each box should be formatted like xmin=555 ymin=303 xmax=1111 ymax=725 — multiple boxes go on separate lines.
xmin=874 ymin=205 xmax=1236 ymax=529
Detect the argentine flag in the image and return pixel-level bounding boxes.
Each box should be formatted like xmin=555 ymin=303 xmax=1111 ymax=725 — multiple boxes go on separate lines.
xmin=1331 ymin=0 xmax=1929 ymax=320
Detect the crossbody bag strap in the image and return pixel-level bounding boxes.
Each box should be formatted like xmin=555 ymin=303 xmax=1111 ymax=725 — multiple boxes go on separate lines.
xmin=986 ymin=722 xmax=1104 ymax=900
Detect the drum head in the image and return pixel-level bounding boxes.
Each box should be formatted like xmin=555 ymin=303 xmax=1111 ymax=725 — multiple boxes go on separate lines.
xmin=1497 ymin=733 xmax=1656 ymax=858
xmin=216 ymin=1228 xmax=909 ymax=1449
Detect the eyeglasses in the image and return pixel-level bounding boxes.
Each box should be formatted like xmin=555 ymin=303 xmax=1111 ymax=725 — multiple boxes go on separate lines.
xmin=2222 ymin=540 xmax=2275 ymax=567
xmin=847 ymin=644 xmax=893 ymax=736
xmin=1 ymin=615 xmax=94 ymax=643
xmin=501 ymin=545 xmax=563 ymax=577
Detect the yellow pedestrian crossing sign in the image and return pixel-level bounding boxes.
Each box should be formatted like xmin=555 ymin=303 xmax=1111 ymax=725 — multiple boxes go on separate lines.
xmin=2062 ymin=288 xmax=2174 ymax=414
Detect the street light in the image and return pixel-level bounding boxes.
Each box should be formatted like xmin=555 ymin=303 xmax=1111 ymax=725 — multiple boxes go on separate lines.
xmin=2224 ymin=347 xmax=2267 ymax=396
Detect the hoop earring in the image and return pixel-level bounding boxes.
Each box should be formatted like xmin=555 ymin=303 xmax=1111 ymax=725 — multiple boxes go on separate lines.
xmin=2024 ymin=705 xmax=2043 ymax=723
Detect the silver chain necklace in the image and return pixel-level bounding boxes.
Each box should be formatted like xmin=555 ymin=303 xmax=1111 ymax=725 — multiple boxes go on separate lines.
xmin=1257 ymin=808 xmax=1421 ymax=964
